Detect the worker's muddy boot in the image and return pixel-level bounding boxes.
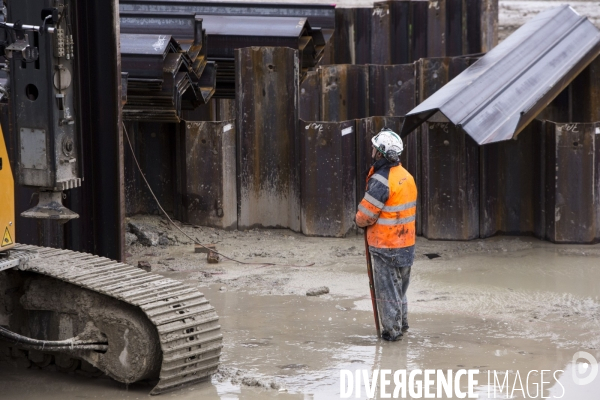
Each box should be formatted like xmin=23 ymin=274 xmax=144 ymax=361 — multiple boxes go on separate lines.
xmin=381 ymin=331 xmax=403 ymax=342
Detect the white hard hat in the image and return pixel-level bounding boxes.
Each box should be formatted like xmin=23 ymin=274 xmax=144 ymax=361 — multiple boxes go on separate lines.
xmin=371 ymin=128 xmax=403 ymax=161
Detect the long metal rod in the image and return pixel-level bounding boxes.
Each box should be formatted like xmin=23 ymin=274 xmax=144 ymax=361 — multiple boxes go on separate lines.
xmin=364 ymin=230 xmax=380 ymax=337
xmin=0 ymin=326 xmax=108 ymax=351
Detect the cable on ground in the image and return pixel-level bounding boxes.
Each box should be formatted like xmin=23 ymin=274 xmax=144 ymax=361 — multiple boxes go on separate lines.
xmin=123 ymin=123 xmax=314 ymax=268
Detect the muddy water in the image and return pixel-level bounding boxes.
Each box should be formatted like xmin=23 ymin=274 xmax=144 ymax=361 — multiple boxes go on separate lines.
xmin=2 ymin=244 xmax=600 ymax=399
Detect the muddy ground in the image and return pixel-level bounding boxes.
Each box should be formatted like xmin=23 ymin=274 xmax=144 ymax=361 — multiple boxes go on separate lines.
xmin=2 ymin=215 xmax=599 ymax=399
xmin=2 ymin=1 xmax=600 ymax=399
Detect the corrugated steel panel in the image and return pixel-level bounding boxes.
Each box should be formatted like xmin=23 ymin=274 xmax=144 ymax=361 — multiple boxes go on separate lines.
xmin=402 ymin=6 xmax=600 ymax=144
xmin=320 ymin=65 xmax=369 ymax=122
xmin=236 ymin=47 xmax=300 ymax=230
xmin=416 ymin=57 xmax=479 ymax=240
xmin=544 ymin=121 xmax=600 ymax=243
xmin=479 ymin=120 xmax=545 ymax=238
xmin=427 ymin=0 xmax=446 ymax=57
xmin=176 ymin=120 xmax=237 ymax=230
xmin=370 ymin=2 xmax=392 ymax=65
xmin=300 ymin=119 xmax=356 ymax=237
xmin=368 ymin=64 xmax=415 ymax=117
xmin=299 ymin=71 xmax=320 ymax=121
xmin=465 ymin=0 xmax=498 ymax=54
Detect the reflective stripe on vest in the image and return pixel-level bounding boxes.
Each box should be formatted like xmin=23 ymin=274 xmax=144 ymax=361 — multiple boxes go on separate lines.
xmin=381 ymin=201 xmax=417 ymax=212
xmin=376 ymin=214 xmax=416 ymax=225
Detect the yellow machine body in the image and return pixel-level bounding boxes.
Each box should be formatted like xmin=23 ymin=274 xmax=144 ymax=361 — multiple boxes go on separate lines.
xmin=0 ymin=126 xmax=15 ymax=251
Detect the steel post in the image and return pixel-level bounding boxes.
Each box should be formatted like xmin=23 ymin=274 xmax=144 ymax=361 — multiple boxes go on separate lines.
xmin=544 ymin=121 xmax=600 ymax=243
xmin=300 ymin=120 xmax=356 ymax=237
xmin=479 ymin=120 xmax=545 ymax=238
xmin=320 ymin=65 xmax=369 ymax=122
xmin=368 ymin=64 xmax=415 ymax=117
xmin=236 ymin=47 xmax=300 ymax=230
xmin=176 ymin=120 xmax=237 ymax=230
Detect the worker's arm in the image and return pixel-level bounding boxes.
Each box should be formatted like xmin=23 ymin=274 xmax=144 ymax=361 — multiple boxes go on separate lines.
xmin=355 ymin=174 xmax=389 ymax=228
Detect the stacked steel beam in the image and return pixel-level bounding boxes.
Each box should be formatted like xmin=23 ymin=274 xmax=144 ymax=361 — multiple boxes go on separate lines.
xmin=120 ymin=13 xmax=216 ymax=122
xmin=119 ymin=1 xmax=333 ymax=98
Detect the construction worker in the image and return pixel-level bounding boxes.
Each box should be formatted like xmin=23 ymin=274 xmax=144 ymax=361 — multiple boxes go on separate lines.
xmin=355 ymin=128 xmax=417 ymax=341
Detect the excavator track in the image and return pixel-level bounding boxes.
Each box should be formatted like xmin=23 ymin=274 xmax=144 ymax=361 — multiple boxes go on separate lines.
xmin=6 ymin=243 xmax=222 ymax=395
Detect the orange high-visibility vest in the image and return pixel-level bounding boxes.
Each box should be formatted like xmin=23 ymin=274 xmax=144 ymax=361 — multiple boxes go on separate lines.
xmin=356 ymin=164 xmax=417 ymax=249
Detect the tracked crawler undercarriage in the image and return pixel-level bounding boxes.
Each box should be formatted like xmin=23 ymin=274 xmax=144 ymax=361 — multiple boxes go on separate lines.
xmin=0 ymin=244 xmax=222 ymax=395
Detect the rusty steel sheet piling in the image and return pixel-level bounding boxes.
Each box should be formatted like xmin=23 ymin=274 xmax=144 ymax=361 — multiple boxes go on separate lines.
xmin=300 ymin=120 xmax=357 ymax=237
xmin=355 ymin=8 xmax=373 ymax=65
xmin=388 ymin=0 xmax=429 ymax=63
xmin=415 ymin=57 xmax=479 ymax=240
xmin=445 ymin=0 xmax=464 ymax=57
xmin=421 ymin=121 xmax=479 ymax=240
xmin=571 ymin=55 xmax=600 ymax=123
xmin=235 ymin=47 xmax=300 ymax=231
xmin=299 ymin=71 xmax=321 ymax=122
xmin=124 ymin=122 xmax=177 ymax=217
xmin=328 ymin=8 xmax=354 ymax=65
xmin=175 ymin=120 xmax=237 ymax=230
xmin=320 ymin=65 xmax=369 ymax=122
xmin=427 ymin=0 xmax=446 ymax=57
xmin=411 ymin=1 xmax=430 ymax=62
xmin=479 ymin=120 xmax=545 ymax=238
xmin=368 ymin=64 xmax=415 ymax=118
xmin=544 ymin=121 xmax=600 ymax=244
xmin=371 ymin=2 xmax=392 ymax=65
xmin=465 ymin=0 xmax=498 ymax=54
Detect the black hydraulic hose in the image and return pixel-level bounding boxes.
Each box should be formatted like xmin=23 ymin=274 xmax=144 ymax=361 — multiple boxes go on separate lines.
xmin=0 ymin=326 xmax=108 ymax=352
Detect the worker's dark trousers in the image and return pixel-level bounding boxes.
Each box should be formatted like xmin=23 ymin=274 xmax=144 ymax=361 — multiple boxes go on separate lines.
xmin=369 ymin=246 xmax=414 ymax=341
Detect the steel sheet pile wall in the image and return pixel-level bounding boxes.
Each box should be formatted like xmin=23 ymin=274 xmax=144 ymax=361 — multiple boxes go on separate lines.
xmin=321 ymin=65 xmax=370 ymax=122
xmin=417 ymin=57 xmax=480 ymax=240
xmin=236 ymin=47 xmax=300 ymax=231
xmin=368 ymin=64 xmax=415 ymax=118
xmin=327 ymin=0 xmax=497 ymax=65
xmin=544 ymin=121 xmax=600 ymax=243
xmin=124 ymin=122 xmax=176 ymax=216
xmin=479 ymin=120 xmax=545 ymax=238
xmin=300 ymin=120 xmax=356 ymax=237
xmin=175 ymin=120 xmax=237 ymax=230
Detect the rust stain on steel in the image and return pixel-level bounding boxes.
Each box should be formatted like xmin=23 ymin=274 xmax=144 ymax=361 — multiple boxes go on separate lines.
xmin=445 ymin=0 xmax=463 ymax=56
xmin=427 ymin=0 xmax=446 ymax=57
xmin=370 ymin=2 xmax=392 ymax=65
xmin=300 ymin=119 xmax=356 ymax=237
xmin=124 ymin=122 xmax=177 ymax=216
xmin=235 ymin=47 xmax=300 ymax=231
xmin=299 ymin=71 xmax=321 ymax=121
xmin=571 ymin=55 xmax=600 ymax=123
xmin=416 ymin=57 xmax=478 ymax=240
xmin=177 ymin=120 xmax=237 ymax=230
xmin=368 ymin=64 xmax=415 ymax=117
xmin=320 ymin=65 xmax=369 ymax=122
xmin=421 ymin=121 xmax=479 ymax=240
xmin=544 ymin=121 xmax=600 ymax=244
xmin=477 ymin=0 xmax=499 ymax=53
xmin=479 ymin=120 xmax=545 ymax=239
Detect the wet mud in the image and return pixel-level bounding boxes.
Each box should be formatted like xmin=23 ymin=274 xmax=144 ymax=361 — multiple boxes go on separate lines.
xmin=2 ymin=214 xmax=600 ymax=399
